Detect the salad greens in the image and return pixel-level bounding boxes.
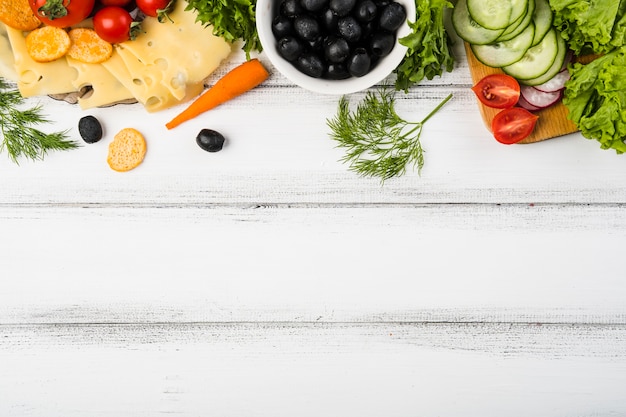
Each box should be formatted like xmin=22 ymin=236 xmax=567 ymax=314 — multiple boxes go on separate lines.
xmin=563 ymin=47 xmax=626 ymax=153
xmin=395 ymin=0 xmax=455 ymax=91
xmin=184 ymin=0 xmax=261 ymax=60
xmin=549 ymin=0 xmax=626 ymax=55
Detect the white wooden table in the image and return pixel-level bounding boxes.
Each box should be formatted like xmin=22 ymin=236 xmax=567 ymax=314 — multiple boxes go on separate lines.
xmin=2 ymin=31 xmax=626 ymax=416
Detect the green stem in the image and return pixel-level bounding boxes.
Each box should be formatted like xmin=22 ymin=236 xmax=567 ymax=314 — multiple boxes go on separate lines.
xmin=420 ymin=93 xmax=453 ymax=125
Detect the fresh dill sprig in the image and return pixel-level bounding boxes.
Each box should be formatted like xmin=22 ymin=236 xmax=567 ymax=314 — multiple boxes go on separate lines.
xmin=327 ymin=87 xmax=453 ymax=182
xmin=0 ymin=78 xmax=78 ymax=164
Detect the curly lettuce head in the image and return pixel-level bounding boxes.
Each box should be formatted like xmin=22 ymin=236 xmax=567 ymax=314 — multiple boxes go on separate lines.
xmin=550 ymin=0 xmax=626 ymax=55
xmin=563 ymin=47 xmax=626 ymax=153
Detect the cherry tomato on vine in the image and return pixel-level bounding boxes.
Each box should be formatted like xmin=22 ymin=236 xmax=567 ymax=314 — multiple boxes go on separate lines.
xmin=93 ymin=6 xmax=137 ymax=43
xmin=29 ymin=0 xmax=95 ymax=27
xmin=99 ymin=0 xmax=133 ymax=6
xmin=136 ymin=0 xmax=173 ymax=20
xmin=471 ymin=74 xmax=520 ymax=109
xmin=491 ymin=107 xmax=539 ymax=145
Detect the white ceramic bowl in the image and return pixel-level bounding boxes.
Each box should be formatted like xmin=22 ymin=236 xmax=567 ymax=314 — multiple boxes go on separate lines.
xmin=256 ymin=0 xmax=415 ymax=95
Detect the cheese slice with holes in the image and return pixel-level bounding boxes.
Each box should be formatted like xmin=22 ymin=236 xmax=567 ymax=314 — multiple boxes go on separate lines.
xmin=0 ymin=23 xmax=18 ymax=81
xmin=66 ymin=54 xmax=135 ymax=109
xmin=3 ymin=0 xmax=232 ymax=111
xmin=6 ymin=25 xmax=76 ymax=96
xmin=111 ymin=0 xmax=232 ymax=112
xmin=100 ymin=45 xmax=187 ymax=111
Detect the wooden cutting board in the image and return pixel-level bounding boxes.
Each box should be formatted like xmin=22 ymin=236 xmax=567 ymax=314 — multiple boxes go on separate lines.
xmin=464 ymin=42 xmax=579 ymax=144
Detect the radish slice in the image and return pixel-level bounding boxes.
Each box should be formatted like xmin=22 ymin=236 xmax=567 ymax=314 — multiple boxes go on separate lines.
xmin=517 ymin=94 xmax=542 ymax=112
xmin=521 ymin=85 xmax=562 ymax=109
xmin=563 ymin=49 xmax=573 ymax=70
xmin=533 ymin=68 xmax=571 ymax=93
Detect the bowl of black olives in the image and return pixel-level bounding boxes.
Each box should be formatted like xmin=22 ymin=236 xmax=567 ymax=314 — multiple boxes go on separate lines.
xmin=256 ymin=0 xmax=414 ymax=94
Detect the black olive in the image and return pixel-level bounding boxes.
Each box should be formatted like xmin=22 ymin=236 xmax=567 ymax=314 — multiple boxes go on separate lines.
xmin=347 ymin=47 xmax=371 ymax=76
xmin=321 ymin=8 xmax=339 ymax=32
xmin=296 ymin=52 xmax=325 ymax=78
xmin=294 ymin=15 xmax=321 ymax=41
xmin=337 ymin=16 xmax=362 ymax=43
xmin=329 ymin=0 xmax=356 ymax=16
xmin=78 ymin=115 xmax=103 ymax=144
xmin=277 ymin=36 xmax=305 ymax=61
xmin=379 ymin=2 xmax=406 ymax=31
xmin=369 ymin=31 xmax=395 ymax=57
xmin=300 ymin=0 xmax=329 ymax=12
xmin=280 ymin=0 xmax=304 ymax=18
xmin=308 ymin=36 xmax=324 ymax=51
xmin=272 ymin=15 xmax=294 ymax=38
xmin=326 ymin=63 xmax=351 ymax=79
xmin=324 ymin=36 xmax=350 ymax=63
xmin=196 ymin=129 xmax=225 ymax=153
xmin=360 ymin=20 xmax=376 ymax=38
xmin=354 ymin=0 xmax=377 ymax=22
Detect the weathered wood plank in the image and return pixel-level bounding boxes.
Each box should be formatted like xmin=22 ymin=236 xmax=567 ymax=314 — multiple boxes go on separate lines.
xmin=1 ymin=204 xmax=625 ymax=324
xmin=1 ymin=322 xmax=625 ymax=417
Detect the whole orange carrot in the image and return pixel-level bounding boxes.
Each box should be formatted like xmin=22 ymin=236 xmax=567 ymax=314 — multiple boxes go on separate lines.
xmin=166 ymin=58 xmax=269 ymax=130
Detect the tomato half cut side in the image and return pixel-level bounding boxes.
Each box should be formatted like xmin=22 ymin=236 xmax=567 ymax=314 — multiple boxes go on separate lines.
xmin=491 ymin=107 xmax=539 ymax=145
xmin=472 ymin=74 xmax=521 ymax=109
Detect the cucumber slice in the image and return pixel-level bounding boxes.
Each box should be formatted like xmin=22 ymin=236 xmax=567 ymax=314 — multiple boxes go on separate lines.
xmin=517 ymin=31 xmax=567 ymax=85
xmin=502 ymin=28 xmax=559 ymax=80
xmin=452 ymin=0 xmax=505 ymax=44
xmin=531 ymin=0 xmax=554 ymax=46
xmin=467 ymin=0 xmax=528 ymax=30
xmin=497 ymin=0 xmax=535 ymax=42
xmin=471 ymin=23 xmax=535 ymax=67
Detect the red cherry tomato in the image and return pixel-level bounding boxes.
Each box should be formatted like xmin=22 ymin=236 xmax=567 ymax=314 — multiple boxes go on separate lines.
xmin=492 ymin=107 xmax=539 ymax=145
xmin=471 ymin=74 xmax=521 ymax=109
xmin=30 ymin=0 xmax=95 ymax=27
xmin=93 ymin=6 xmax=135 ymax=43
xmin=136 ymin=0 xmax=172 ymax=18
xmin=99 ymin=0 xmax=133 ymax=6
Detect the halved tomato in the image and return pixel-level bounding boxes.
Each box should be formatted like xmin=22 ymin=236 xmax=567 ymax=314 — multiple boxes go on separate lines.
xmin=492 ymin=107 xmax=539 ymax=145
xmin=472 ymin=74 xmax=520 ymax=109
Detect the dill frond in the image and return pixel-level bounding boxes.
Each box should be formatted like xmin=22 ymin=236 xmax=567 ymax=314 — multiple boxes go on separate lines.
xmin=327 ymin=87 xmax=452 ymax=183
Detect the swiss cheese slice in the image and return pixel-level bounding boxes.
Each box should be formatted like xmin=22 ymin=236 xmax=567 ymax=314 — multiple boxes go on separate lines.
xmin=6 ymin=25 xmax=76 ymax=96
xmin=66 ymin=54 xmax=135 ymax=109
xmin=0 ymin=23 xmax=17 ymax=81
xmin=111 ymin=0 xmax=232 ymax=112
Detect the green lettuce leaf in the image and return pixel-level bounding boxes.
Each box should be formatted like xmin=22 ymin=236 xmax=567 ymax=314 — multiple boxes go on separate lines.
xmin=394 ymin=0 xmax=455 ymax=91
xmin=563 ymin=47 xmax=626 ymax=153
xmin=549 ymin=0 xmax=626 ymax=55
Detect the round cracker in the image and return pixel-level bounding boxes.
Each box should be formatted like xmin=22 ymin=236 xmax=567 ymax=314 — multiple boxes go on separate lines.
xmin=67 ymin=28 xmax=113 ymax=64
xmin=26 ymin=25 xmax=71 ymax=63
xmin=0 ymin=0 xmax=41 ymax=31
xmin=107 ymin=128 xmax=147 ymax=172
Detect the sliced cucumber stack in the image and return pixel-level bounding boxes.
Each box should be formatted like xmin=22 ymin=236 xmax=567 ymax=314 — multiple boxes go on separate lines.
xmin=497 ymin=0 xmax=535 ymax=42
xmin=454 ymin=0 xmax=567 ymax=86
xmin=452 ymin=0 xmax=505 ymax=45
xmin=471 ymin=23 xmax=535 ymax=67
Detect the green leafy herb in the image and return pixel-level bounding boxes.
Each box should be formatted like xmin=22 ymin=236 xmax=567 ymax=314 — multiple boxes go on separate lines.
xmin=549 ymin=0 xmax=626 ymax=55
xmin=0 ymin=78 xmax=77 ymax=164
xmin=327 ymin=87 xmax=452 ymax=182
xmin=563 ymin=46 xmax=626 ymax=153
xmin=395 ymin=0 xmax=455 ymax=92
xmin=185 ymin=0 xmax=260 ymax=60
